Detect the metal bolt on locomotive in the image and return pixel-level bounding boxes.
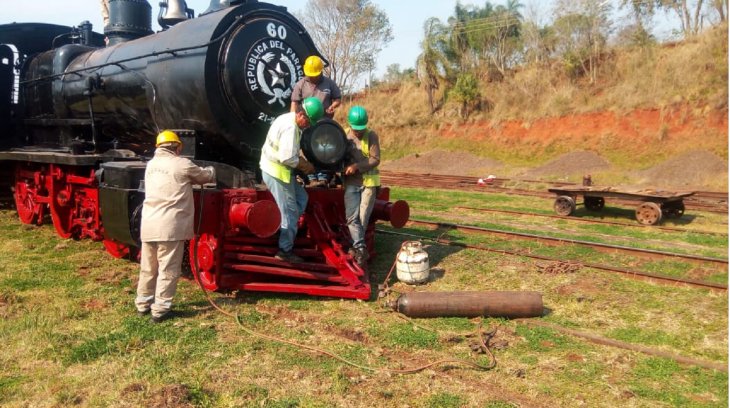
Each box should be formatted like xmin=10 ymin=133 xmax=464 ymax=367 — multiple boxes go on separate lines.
xmin=0 ymin=0 xmax=409 ymax=300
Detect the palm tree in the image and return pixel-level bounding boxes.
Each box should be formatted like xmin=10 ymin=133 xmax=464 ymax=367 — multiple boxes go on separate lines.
xmin=416 ymin=18 xmax=453 ymax=112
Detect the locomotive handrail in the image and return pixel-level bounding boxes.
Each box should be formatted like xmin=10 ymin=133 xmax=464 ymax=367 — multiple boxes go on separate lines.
xmin=19 ymin=15 xmax=244 ymax=85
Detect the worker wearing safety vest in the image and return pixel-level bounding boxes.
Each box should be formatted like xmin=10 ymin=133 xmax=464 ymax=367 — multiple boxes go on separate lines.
xmin=343 ymin=105 xmax=381 ymax=266
xmin=260 ymin=97 xmax=323 ymax=263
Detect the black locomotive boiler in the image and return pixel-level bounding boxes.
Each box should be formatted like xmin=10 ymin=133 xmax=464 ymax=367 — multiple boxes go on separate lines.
xmin=0 ymin=0 xmax=409 ymax=299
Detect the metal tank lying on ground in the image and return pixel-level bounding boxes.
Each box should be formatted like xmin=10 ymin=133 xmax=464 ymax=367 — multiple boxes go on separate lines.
xmin=0 ymin=0 xmax=409 ymax=300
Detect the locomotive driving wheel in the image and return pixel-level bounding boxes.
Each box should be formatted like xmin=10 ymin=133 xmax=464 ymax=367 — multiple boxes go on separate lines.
xmin=662 ymin=201 xmax=685 ymax=219
xmin=584 ymin=196 xmax=605 ymax=211
xmin=48 ymin=166 xmax=75 ymax=239
xmin=190 ymin=234 xmax=220 ymax=291
xmin=635 ymin=202 xmax=663 ymax=225
xmin=13 ymin=165 xmax=45 ymax=225
xmin=553 ymin=195 xmax=576 ymax=216
xmin=103 ymin=239 xmax=139 ymax=260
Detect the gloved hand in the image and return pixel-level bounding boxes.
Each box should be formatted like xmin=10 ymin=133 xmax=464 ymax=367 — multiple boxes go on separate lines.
xmin=295 ymin=158 xmax=316 ymax=175
xmin=204 ymin=166 xmax=216 ymax=183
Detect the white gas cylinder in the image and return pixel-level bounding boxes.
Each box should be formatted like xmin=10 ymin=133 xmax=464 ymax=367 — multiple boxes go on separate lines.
xmin=396 ymin=241 xmax=430 ymax=284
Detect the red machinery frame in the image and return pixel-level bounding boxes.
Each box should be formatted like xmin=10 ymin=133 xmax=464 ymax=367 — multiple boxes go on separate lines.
xmin=12 ymin=160 xmax=409 ymax=300
xmin=190 ymin=187 xmax=409 ymax=300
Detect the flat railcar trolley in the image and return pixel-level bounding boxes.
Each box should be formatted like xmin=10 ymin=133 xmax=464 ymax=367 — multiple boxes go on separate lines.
xmin=548 ymin=186 xmax=694 ymax=225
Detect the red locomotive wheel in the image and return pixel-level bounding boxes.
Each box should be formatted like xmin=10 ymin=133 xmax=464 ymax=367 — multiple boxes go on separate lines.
xmin=103 ymin=239 xmax=132 ymax=259
xmin=49 ymin=183 xmax=74 ymax=239
xmin=189 ymin=234 xmax=219 ymax=291
xmin=13 ymin=169 xmax=44 ymax=225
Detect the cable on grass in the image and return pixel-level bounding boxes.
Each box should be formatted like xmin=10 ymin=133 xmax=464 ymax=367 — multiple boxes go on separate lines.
xmin=191 ymin=190 xmax=495 ymax=373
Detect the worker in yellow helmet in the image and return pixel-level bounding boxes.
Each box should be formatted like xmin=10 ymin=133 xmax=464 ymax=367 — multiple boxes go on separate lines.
xmin=290 ymin=55 xmax=342 ymax=119
xmin=135 ymin=130 xmax=216 ymax=323
xmin=291 ymin=55 xmax=342 ymax=186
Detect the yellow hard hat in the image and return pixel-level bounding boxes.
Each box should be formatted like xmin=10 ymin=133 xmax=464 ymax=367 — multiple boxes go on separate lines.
xmin=156 ymin=130 xmax=181 ymax=147
xmin=303 ymin=55 xmax=323 ymax=77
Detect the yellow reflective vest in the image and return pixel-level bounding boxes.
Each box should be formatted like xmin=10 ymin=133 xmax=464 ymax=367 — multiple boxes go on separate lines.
xmin=346 ymin=128 xmax=380 ymax=187
xmin=260 ymin=113 xmax=302 ymax=183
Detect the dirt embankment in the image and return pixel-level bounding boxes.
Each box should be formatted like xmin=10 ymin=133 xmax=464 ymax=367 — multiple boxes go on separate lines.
xmin=382 ymin=106 xmax=728 ymax=190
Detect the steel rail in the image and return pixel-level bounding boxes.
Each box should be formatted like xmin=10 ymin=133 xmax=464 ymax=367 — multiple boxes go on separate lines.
xmin=408 ymin=219 xmax=728 ymax=265
xmin=381 ymin=171 xmax=728 ymax=201
xmin=380 ymin=171 xmax=728 ymax=213
xmin=454 ymin=206 xmax=728 ymax=236
xmin=376 ymin=229 xmax=727 ymax=291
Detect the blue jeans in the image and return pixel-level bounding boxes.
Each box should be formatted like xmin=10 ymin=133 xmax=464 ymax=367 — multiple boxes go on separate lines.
xmin=344 ymin=184 xmax=377 ymax=250
xmin=307 ymin=171 xmax=330 ymax=183
xmin=262 ymin=172 xmax=308 ymax=252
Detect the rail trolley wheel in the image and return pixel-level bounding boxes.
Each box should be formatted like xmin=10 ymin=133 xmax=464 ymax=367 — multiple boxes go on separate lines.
xmin=13 ymin=166 xmax=45 ymax=225
xmin=554 ymin=195 xmax=576 ymax=216
xmin=662 ymin=201 xmax=685 ymax=219
xmin=635 ymin=202 xmax=663 ymax=225
xmin=584 ymin=196 xmax=605 ymax=211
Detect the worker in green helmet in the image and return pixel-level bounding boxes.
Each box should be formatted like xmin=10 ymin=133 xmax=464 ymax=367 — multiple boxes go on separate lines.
xmin=260 ymin=97 xmax=323 ymax=263
xmin=343 ymin=105 xmax=381 ymax=266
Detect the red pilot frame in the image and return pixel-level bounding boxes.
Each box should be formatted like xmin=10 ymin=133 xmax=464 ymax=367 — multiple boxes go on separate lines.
xmin=191 ymin=186 xmax=409 ymax=300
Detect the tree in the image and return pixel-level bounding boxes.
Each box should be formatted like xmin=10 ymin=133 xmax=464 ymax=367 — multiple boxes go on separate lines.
xmin=710 ymin=0 xmax=728 ymax=22
xmin=416 ymin=17 xmax=454 ymax=112
xmin=382 ymin=64 xmax=415 ymax=83
xmin=552 ymin=0 xmax=612 ymax=83
xmin=443 ymin=2 xmax=524 ymax=78
xmin=521 ymin=2 xmax=556 ymax=66
xmin=659 ymin=0 xmax=707 ymax=35
xmin=449 ymin=73 xmax=481 ymax=118
xmin=471 ymin=1 xmax=524 ymax=77
xmin=618 ymin=0 xmax=658 ymax=46
xmin=297 ymin=0 xmax=393 ymax=93
xmin=620 ymin=0 xmax=725 ymax=37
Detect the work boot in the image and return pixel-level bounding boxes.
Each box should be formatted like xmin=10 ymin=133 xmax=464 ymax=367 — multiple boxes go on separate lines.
xmin=354 ymin=247 xmax=369 ymax=266
xmin=150 ymin=312 xmax=171 ymax=324
xmin=275 ymin=250 xmax=304 ymax=263
xmin=347 ymin=247 xmax=358 ymax=258
xmin=137 ymin=309 xmax=150 ymax=317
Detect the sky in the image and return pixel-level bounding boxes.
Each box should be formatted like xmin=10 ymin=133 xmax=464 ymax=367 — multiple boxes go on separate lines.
xmin=3 ymin=0 xmax=679 ymax=79
xmin=2 ymin=0 xmax=461 ymax=78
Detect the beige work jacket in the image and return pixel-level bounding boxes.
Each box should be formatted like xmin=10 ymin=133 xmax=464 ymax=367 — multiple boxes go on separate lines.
xmin=140 ymin=148 xmax=216 ymax=242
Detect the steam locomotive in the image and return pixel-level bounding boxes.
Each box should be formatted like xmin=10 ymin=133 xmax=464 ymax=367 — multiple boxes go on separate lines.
xmin=0 ymin=0 xmax=409 ymax=299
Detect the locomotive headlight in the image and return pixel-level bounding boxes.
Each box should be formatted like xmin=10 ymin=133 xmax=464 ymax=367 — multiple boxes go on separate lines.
xmin=300 ymin=119 xmax=347 ymax=170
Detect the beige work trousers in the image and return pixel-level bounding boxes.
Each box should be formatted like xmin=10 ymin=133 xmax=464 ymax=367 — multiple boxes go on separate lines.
xmin=135 ymin=241 xmax=186 ymax=318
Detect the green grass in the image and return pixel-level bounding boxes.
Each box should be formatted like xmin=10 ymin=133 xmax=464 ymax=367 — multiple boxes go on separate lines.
xmin=0 ymin=189 xmax=727 ymax=407
xmin=424 ymin=392 xmax=465 ymax=407
xmin=627 ymin=359 xmax=729 ymax=407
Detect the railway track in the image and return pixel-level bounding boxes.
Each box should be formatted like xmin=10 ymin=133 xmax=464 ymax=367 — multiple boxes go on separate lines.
xmin=377 ymin=228 xmax=727 ymax=292
xmin=381 ymin=171 xmax=729 ymax=214
xmin=408 ymin=218 xmax=728 ymax=265
xmin=454 ymin=206 xmax=728 ymax=236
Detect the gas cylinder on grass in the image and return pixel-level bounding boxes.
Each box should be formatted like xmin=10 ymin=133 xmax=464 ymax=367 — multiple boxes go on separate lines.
xmin=388 ymin=291 xmax=544 ymax=318
xmin=396 ymin=241 xmax=430 ymax=284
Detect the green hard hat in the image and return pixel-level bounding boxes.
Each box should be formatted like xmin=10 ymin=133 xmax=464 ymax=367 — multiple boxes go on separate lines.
xmin=348 ymin=105 xmax=368 ymax=130
xmin=302 ymin=97 xmax=324 ymax=124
